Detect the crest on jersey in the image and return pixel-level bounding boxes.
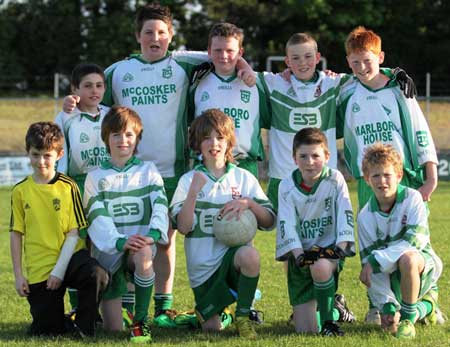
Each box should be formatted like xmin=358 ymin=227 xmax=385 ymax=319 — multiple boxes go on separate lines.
xmin=53 ymin=198 xmax=61 ymax=211
xmin=240 ymin=90 xmax=251 ymax=103
xmin=324 ymin=197 xmax=331 ymax=211
xmin=197 ymin=190 xmax=205 ymax=199
xmin=416 ymin=131 xmax=429 ymax=147
xmin=200 ymin=91 xmax=210 ymax=102
xmin=287 ymin=87 xmax=296 ymax=98
xmin=98 ymin=178 xmax=110 ymax=191
xmin=352 ymin=103 xmax=360 ymax=113
xmin=80 ymin=132 xmax=89 ymax=143
xmin=162 ymin=66 xmax=173 ymax=79
xmin=314 ymin=81 xmax=323 ymax=97
xmin=123 ymin=73 xmax=134 ymax=82
xmin=231 ymin=186 xmax=242 ymax=199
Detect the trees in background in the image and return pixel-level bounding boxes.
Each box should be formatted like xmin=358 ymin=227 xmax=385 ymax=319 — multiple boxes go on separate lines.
xmin=1 ymin=0 xmax=449 ymax=94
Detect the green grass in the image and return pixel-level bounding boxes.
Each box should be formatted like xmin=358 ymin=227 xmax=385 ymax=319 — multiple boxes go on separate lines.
xmin=0 ymin=182 xmax=449 ymax=346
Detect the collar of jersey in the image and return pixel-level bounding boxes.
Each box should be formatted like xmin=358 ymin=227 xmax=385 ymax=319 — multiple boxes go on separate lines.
xmin=194 ymin=162 xmax=236 ymax=182
xmin=130 ymin=52 xmax=171 ymax=65
xmin=213 ymin=71 xmax=238 ymax=83
xmin=101 ymin=156 xmax=141 ymax=171
xmin=79 ymin=110 xmax=101 ymax=122
xmin=356 ymin=69 xmax=396 ymax=92
xmin=369 ymin=183 xmax=407 ymax=214
xmin=293 ymin=70 xmax=319 ymax=84
xmin=292 ymin=166 xmax=330 ymax=195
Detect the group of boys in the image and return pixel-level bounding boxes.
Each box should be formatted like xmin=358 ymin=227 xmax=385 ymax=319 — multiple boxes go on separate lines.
xmin=9 ymin=1 xmax=443 ymax=343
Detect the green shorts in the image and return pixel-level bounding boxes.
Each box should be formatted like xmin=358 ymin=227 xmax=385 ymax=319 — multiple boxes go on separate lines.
xmin=267 ymin=178 xmax=282 ymax=213
xmin=102 ymin=260 xmax=130 ymax=300
xmin=192 ymin=247 xmax=241 ymax=321
xmin=287 ymin=257 xmax=343 ymax=306
xmin=389 ymin=251 xmax=437 ymax=303
xmin=163 ymin=176 xmax=180 ymax=205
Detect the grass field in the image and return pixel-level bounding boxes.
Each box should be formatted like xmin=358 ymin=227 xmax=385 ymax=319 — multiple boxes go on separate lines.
xmin=0 ymin=182 xmax=449 ymax=347
xmin=0 ymin=99 xmax=449 ymax=154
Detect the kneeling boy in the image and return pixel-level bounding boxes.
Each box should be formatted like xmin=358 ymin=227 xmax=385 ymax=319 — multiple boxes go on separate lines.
xmin=358 ymin=143 xmax=442 ymax=338
xmin=276 ymin=127 xmax=356 ymax=336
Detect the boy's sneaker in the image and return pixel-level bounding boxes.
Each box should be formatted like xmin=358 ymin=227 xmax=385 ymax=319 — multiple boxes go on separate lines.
xmin=321 ymin=321 xmax=345 ymax=337
xmin=235 ymin=316 xmax=257 ymax=340
xmin=334 ymin=294 xmax=356 ymax=323
xmin=365 ymin=307 xmax=382 ymax=325
xmin=396 ymin=319 xmax=416 ymax=339
xmin=173 ymin=310 xmax=199 ymax=329
xmin=153 ymin=309 xmax=178 ymax=328
xmin=130 ymin=321 xmax=152 ymax=343
xmin=122 ymin=308 xmax=134 ymax=328
xmin=249 ymin=309 xmax=264 ymax=324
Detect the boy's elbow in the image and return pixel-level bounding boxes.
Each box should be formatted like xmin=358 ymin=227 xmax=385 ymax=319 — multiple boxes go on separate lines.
xmin=67 ymin=229 xmax=79 ymax=237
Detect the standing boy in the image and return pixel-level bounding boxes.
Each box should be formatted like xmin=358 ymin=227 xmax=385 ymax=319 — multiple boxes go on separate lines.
xmin=337 ymin=26 xmax=439 ymax=323
xmin=171 ymin=109 xmax=275 ymax=339
xmin=55 ymin=62 xmax=109 ymax=196
xmin=84 ymin=106 xmax=169 ymax=342
xmin=10 ymin=122 xmax=107 ymax=337
xmin=358 ymin=143 xmax=442 ymax=339
xmin=276 ymin=128 xmax=355 ymax=336
xmin=189 ymin=22 xmax=270 ymax=177
xmin=337 ymin=26 xmax=438 ymax=210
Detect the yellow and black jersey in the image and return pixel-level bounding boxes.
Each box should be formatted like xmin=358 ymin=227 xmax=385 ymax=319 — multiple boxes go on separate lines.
xmin=10 ymin=173 xmax=87 ymax=284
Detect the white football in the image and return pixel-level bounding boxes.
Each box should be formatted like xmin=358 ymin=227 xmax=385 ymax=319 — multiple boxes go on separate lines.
xmin=213 ymin=209 xmax=257 ymax=247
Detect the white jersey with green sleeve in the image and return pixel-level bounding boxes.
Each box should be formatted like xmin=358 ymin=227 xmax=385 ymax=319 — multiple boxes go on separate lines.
xmin=83 ymin=157 xmax=169 ymax=272
xmin=170 ymin=163 xmax=275 ymax=288
xmin=276 ymin=167 xmax=355 ymax=260
xmin=55 ymin=106 xmax=110 ymax=181
xmin=357 ymin=185 xmax=442 ymax=309
xmin=337 ymin=77 xmax=438 ymax=179
xmin=189 ymin=72 xmax=269 ymax=161
xmin=260 ymin=71 xmax=350 ymax=179
xmin=103 ymin=52 xmax=207 ymax=178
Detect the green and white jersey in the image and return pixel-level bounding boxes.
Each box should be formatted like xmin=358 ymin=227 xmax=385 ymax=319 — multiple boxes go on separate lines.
xmin=55 ymin=106 xmax=110 ymax=186
xmin=276 ymin=167 xmax=355 ymax=261
xmin=189 ymin=72 xmax=269 ymax=161
xmin=84 ymin=157 xmax=169 ymax=271
xmin=260 ymin=71 xmax=350 ymax=179
xmin=170 ymin=163 xmax=275 ymax=288
xmin=358 ymin=185 xmax=442 ymax=309
xmin=103 ymin=52 xmax=207 ymax=178
xmin=337 ymin=77 xmax=438 ymax=179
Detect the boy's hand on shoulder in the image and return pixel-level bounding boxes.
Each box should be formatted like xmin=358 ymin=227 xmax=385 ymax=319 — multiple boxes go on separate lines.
xmin=46 ymin=275 xmax=63 ymax=290
xmin=392 ymin=67 xmax=417 ymax=98
xmin=238 ymin=69 xmax=256 ymax=87
xmin=63 ymin=95 xmax=80 ymax=113
xmin=278 ymin=68 xmax=291 ymax=82
xmin=15 ymin=275 xmax=30 ymax=297
xmin=359 ymin=263 xmax=373 ymax=288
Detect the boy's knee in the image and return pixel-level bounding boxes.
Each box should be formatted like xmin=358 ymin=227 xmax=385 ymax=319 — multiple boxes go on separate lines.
xmin=236 ymin=246 xmax=260 ymax=269
xmin=310 ymin=258 xmax=335 ymax=281
xmin=399 ymin=251 xmax=423 ymax=273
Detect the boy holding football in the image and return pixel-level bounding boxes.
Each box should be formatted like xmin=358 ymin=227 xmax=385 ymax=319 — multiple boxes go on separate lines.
xmin=276 ymin=127 xmax=355 ymax=336
xmin=170 ymin=109 xmax=275 ymax=339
